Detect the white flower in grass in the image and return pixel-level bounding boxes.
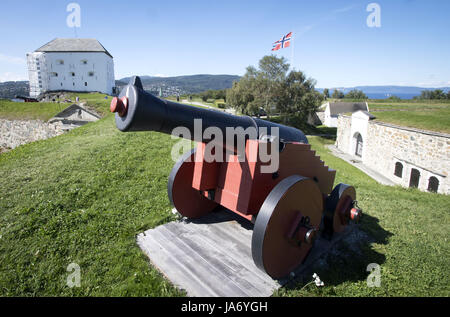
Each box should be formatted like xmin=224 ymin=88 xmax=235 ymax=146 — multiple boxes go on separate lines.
xmin=312 ymin=273 xmax=325 ymax=287
xmin=300 ymin=273 xmax=325 ymax=291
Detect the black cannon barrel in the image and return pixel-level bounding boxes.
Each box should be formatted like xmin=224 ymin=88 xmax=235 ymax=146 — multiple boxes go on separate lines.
xmin=112 ymin=76 xmax=308 ymax=145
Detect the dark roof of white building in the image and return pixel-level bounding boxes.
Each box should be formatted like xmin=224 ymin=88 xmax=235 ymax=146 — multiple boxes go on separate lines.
xmin=327 ymin=102 xmax=368 ymax=116
xmin=35 ymin=38 xmax=113 ymax=58
xmin=359 ymin=110 xmax=376 ymax=119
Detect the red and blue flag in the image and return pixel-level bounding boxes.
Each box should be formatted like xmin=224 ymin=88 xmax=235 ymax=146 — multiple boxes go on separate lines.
xmin=272 ymin=32 xmax=292 ymax=51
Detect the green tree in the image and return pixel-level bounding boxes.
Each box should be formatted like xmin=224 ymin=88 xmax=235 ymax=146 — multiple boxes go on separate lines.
xmin=227 ymin=55 xmax=322 ymax=123
xmin=387 ymin=95 xmax=401 ymax=102
xmin=226 ymin=68 xmax=258 ymax=115
xmin=277 ymin=71 xmax=323 ymax=123
xmin=431 ymin=89 xmax=446 ymax=99
xmin=256 ymin=55 xmax=290 ymax=118
xmin=345 ymin=89 xmax=368 ymax=100
xmin=419 ymin=89 xmax=447 ymax=100
xmin=323 ymin=88 xmax=330 ymax=99
xmin=332 ymin=89 xmax=344 ymax=99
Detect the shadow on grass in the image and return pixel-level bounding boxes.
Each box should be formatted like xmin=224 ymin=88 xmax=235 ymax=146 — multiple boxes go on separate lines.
xmin=187 ymin=207 xmax=392 ymax=289
xmin=183 ymin=205 xmax=392 ymax=293
xmin=283 ymin=213 xmax=393 ymax=291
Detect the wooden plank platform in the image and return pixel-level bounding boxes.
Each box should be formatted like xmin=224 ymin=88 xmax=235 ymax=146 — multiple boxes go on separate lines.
xmin=137 ymin=208 xmax=354 ymax=297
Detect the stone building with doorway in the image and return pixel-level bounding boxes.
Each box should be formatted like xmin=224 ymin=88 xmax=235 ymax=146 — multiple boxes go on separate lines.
xmin=336 ymin=111 xmax=449 ymax=195
xmin=27 ymin=38 xmax=115 ymax=98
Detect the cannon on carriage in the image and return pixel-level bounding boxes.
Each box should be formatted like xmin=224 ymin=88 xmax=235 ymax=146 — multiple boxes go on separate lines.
xmin=111 ymin=76 xmax=362 ymax=278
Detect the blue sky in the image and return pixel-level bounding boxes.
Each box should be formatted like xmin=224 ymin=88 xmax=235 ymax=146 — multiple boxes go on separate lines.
xmin=0 ymin=0 xmax=449 ymax=88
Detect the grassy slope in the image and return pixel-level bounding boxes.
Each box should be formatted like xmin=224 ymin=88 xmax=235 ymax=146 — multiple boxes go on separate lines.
xmin=0 ymin=93 xmax=111 ymax=122
xmin=278 ymin=137 xmax=450 ymax=297
xmin=0 ymin=99 xmax=63 ymax=121
xmin=0 ymin=116 xmax=449 ymax=296
xmin=372 ymin=107 xmax=450 ymax=134
xmin=368 ymin=101 xmax=450 ymax=134
xmin=65 ymin=92 xmax=111 ymax=116
xmin=0 ymin=115 xmax=183 ymax=296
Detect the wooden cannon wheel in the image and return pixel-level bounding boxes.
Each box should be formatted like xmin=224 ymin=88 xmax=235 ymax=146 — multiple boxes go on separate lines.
xmin=323 ymin=183 xmax=356 ymax=237
xmin=252 ymin=175 xmax=323 ymax=279
xmin=168 ymin=148 xmax=218 ymax=218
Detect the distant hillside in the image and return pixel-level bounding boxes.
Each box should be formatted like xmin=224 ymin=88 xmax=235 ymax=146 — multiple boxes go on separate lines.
xmin=0 ymin=75 xmax=240 ymax=99
xmin=0 ymin=81 xmax=29 ymax=99
xmin=2 ymin=77 xmax=449 ymax=100
xmin=117 ymin=74 xmax=241 ymax=94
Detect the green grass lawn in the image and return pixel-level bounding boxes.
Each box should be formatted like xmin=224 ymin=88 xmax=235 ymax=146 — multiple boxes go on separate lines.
xmin=0 ymin=99 xmax=63 ymax=121
xmin=65 ymin=92 xmax=112 ymax=116
xmin=372 ymin=107 xmax=450 ymax=134
xmin=366 ymin=100 xmax=450 ymax=134
xmin=0 ymin=93 xmax=112 ymax=122
xmin=368 ymin=99 xmax=450 ymax=110
xmin=277 ymin=136 xmax=450 ymax=297
xmin=0 ymin=114 xmax=449 ymax=296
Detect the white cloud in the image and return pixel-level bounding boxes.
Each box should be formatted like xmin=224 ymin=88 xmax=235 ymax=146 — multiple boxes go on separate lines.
xmin=153 ymin=74 xmax=167 ymax=77
xmin=0 ymin=53 xmax=26 ymax=65
xmin=333 ymin=5 xmax=357 ymax=14
xmin=414 ymin=80 xmax=450 ymax=88
xmin=295 ymin=5 xmax=357 ymax=37
xmin=0 ymin=72 xmax=28 ymax=82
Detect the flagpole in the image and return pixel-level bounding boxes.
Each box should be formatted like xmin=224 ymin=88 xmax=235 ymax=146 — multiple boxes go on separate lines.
xmin=291 ymin=32 xmax=294 ymax=70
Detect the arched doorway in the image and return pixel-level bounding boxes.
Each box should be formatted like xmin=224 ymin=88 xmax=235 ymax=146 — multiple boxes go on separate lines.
xmin=409 ymin=169 xmax=420 ymax=188
xmin=354 ymin=133 xmax=363 ymax=157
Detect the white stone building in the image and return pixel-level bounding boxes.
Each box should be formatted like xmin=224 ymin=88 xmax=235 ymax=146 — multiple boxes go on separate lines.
xmin=321 ymin=102 xmax=369 ymax=127
xmin=336 ymin=111 xmax=449 ymax=195
xmin=27 ymin=38 xmax=115 ymax=97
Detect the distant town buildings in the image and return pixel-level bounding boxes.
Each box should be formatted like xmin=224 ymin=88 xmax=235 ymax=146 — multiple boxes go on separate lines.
xmin=26 ymin=38 xmax=115 ymax=97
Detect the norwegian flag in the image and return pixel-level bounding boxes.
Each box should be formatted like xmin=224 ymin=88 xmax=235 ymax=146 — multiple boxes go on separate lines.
xmin=272 ymin=32 xmax=292 ymax=51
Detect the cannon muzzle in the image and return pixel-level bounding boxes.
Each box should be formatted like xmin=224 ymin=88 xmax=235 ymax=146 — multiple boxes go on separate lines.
xmin=111 ymin=76 xmax=308 ymax=145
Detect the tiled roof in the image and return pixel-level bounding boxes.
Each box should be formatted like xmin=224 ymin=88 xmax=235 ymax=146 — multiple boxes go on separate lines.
xmin=328 ymin=102 xmax=368 ymax=116
xmin=35 ymin=38 xmax=112 ymax=58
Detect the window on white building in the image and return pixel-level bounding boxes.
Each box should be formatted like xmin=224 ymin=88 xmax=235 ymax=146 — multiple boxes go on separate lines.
xmin=394 ymin=162 xmax=403 ymax=178
xmin=409 ymin=169 xmax=420 ymax=188
xmin=70 ymin=72 xmax=75 ymax=77
xmin=51 ymin=72 xmax=58 ymax=77
xmin=88 ymin=72 xmax=94 ymax=77
xmin=81 ymin=60 xmax=88 ymax=65
xmin=353 ymin=133 xmax=363 ymax=157
xmin=427 ymin=177 xmax=439 ymax=193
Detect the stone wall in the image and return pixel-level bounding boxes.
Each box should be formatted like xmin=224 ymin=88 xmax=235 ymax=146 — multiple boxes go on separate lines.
xmin=0 ymin=119 xmax=64 ymax=150
xmin=336 ymin=115 xmax=352 ymax=153
xmin=336 ymin=115 xmax=450 ymax=195
xmin=316 ymin=112 xmax=325 ymax=124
